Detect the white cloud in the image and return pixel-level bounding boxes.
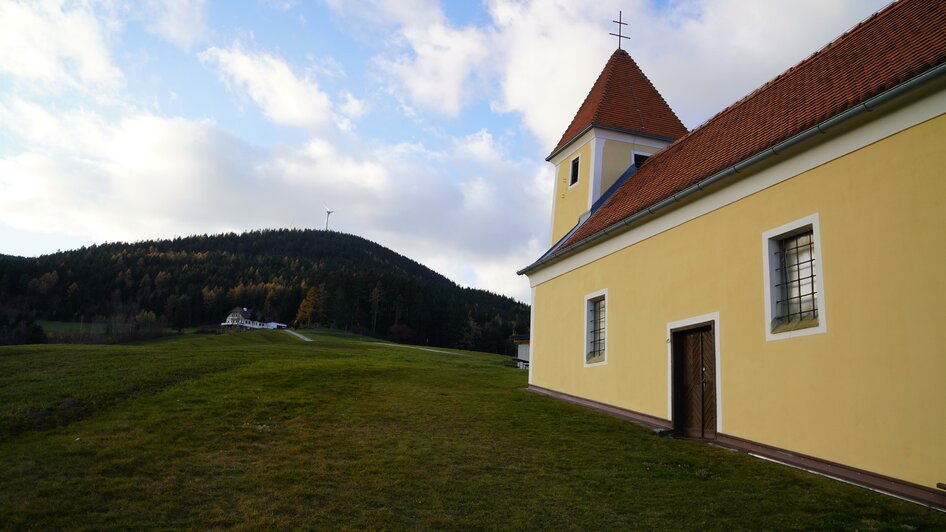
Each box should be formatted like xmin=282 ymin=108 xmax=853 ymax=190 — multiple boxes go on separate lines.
xmin=262 ymin=138 xmax=391 ymax=194
xmin=455 ymin=128 xmax=503 ymax=163
xmin=143 ymin=0 xmax=208 ymax=50
xmin=488 ymin=0 xmax=620 ymax=149
xmin=484 ymin=0 xmax=889 ymax=147
xmin=0 ymin=1 xmax=124 ymax=93
xmin=325 ymin=0 xmax=489 ymax=117
xmin=263 ymin=0 xmax=302 ymax=12
xmin=630 ymin=0 xmax=890 ymax=128
xmin=0 ymin=98 xmax=114 ymax=156
xmin=0 ymin=101 xmax=257 ymax=239
xmin=322 ymin=0 xmax=442 ymax=31
xmin=200 ymin=45 xmax=337 ymax=130
xmin=0 ymin=95 xmax=541 ymax=300
xmin=339 ymin=0 xmax=888 ymax=149
xmin=1 ymin=0 xmax=890 ymax=305
xmin=377 ymin=22 xmax=489 ymax=117
xmin=311 ymin=56 xmax=347 ymax=79
xmin=339 ymin=92 xmax=367 ymax=120
xmin=457 ymin=237 xmax=546 ymax=300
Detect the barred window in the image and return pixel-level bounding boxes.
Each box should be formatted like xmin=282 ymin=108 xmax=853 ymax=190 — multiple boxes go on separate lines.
xmin=763 ymin=215 xmax=826 ymax=340
xmin=774 ymin=230 xmax=818 ymax=330
xmin=586 ymin=295 xmax=606 ymax=364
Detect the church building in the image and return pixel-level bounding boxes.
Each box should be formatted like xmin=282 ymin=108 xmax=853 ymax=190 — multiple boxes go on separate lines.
xmin=519 ymin=0 xmax=945 ymax=508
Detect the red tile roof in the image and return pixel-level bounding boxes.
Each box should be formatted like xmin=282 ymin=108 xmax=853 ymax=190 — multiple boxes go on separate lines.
xmin=547 ymin=0 xmax=946 ymax=261
xmin=549 ymin=49 xmax=688 ymax=160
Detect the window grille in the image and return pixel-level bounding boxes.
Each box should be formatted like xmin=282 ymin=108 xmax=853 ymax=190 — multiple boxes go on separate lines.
xmin=587 ymin=297 xmax=606 ymax=362
xmin=774 ymin=230 xmax=818 ymax=327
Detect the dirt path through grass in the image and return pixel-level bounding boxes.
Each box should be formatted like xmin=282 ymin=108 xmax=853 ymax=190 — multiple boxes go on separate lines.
xmin=283 ymin=329 xmax=313 ymax=342
xmin=371 ymin=341 xmax=473 ymax=357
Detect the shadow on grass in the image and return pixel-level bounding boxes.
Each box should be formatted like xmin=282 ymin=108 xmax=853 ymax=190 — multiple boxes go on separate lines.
xmin=0 ymin=331 xmax=943 ymax=529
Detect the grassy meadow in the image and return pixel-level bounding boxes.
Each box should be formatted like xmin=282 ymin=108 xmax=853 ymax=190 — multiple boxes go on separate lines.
xmin=1 ymin=330 xmax=943 ymax=529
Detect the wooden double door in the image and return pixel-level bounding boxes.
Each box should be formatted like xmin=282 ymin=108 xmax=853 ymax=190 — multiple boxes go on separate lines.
xmin=672 ymin=324 xmax=716 ymax=439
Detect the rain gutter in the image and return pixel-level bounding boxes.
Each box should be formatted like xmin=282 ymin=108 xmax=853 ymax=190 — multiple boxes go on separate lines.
xmin=519 ymin=62 xmax=946 ymax=277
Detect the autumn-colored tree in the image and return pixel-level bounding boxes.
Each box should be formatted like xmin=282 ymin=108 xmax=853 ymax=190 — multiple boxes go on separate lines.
xmin=0 ymin=229 xmax=529 ymax=354
xmin=294 ymin=287 xmax=318 ymax=327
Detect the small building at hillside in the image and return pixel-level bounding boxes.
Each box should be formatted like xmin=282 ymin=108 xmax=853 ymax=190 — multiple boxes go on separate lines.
xmin=221 ymin=307 xmax=286 ymax=330
xmin=518 ymin=0 xmax=946 ymax=509
xmin=511 ymin=334 xmax=530 ymax=369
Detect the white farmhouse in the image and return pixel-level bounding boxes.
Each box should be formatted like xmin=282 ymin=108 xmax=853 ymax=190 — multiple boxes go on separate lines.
xmin=221 ymin=307 xmax=286 ymax=330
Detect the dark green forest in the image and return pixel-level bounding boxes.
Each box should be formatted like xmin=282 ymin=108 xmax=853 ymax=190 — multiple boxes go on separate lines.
xmin=0 ymin=230 xmax=529 ymax=354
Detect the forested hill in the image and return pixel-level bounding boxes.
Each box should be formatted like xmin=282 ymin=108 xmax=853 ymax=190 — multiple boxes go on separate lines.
xmin=0 ymin=230 xmax=529 ymax=354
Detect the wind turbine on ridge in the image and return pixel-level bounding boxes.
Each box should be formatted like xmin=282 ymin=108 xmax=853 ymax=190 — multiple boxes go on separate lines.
xmin=325 ymin=207 xmax=335 ymax=231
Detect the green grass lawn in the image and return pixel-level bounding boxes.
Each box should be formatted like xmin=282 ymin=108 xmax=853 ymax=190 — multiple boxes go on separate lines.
xmin=1 ymin=331 xmax=943 ymax=529
xmin=36 ymin=320 xmax=191 ymax=340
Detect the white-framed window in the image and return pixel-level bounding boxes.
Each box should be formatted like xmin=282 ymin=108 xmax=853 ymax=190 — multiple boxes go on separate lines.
xmin=569 ymin=156 xmax=580 ymax=187
xmin=762 ymin=214 xmax=827 ymax=341
xmin=583 ymin=289 xmax=608 ymax=366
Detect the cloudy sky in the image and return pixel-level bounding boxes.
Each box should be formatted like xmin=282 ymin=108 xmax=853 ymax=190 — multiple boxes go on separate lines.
xmin=0 ymin=0 xmax=888 ymax=302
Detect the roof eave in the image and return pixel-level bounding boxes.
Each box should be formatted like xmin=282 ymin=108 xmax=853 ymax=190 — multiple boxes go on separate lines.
xmin=521 ymin=62 xmax=946 ymax=277
xmin=545 ymin=124 xmax=680 ymax=162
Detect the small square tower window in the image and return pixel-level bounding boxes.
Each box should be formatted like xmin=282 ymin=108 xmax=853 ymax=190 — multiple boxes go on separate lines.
xmin=569 ymin=156 xmax=580 ymax=187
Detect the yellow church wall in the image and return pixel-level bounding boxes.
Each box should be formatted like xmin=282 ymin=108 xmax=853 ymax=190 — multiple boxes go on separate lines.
xmin=530 ymin=112 xmax=946 ymax=490
xmin=551 ymin=141 xmax=592 ymax=245
xmin=601 ymin=139 xmax=654 ymax=193
xmin=601 ymin=139 xmax=631 ymax=193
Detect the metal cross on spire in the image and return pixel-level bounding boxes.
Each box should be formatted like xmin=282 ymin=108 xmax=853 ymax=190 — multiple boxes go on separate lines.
xmin=610 ymin=11 xmax=629 ymax=50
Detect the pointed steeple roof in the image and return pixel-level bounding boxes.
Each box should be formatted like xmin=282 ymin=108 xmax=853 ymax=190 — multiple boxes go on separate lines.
xmin=549 ymin=49 xmax=687 ymax=160
xmin=521 ymin=0 xmax=946 ymax=276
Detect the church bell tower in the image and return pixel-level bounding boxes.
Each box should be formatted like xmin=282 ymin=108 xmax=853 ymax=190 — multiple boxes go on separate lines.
xmin=547 ymin=39 xmax=687 ymax=245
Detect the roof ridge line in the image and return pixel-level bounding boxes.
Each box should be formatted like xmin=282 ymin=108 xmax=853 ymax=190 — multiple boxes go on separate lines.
xmin=555 ymin=51 xmax=619 ymax=152
xmin=627 ymin=53 xmax=689 ymax=136
xmin=520 ymin=57 xmax=946 ymax=276
xmin=624 ymin=53 xmax=684 ymax=133
xmin=687 ymin=0 xmax=905 ymax=135
xmin=623 ymin=53 xmax=645 ymax=131
xmin=548 ymin=49 xmax=686 ymax=159
xmin=590 ymin=52 xmax=616 ymax=124
xmin=532 ymin=0 xmax=946 ymax=271
xmin=593 ymin=49 xmax=629 ymax=126
xmin=629 ymin=0 xmax=907 ymax=171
